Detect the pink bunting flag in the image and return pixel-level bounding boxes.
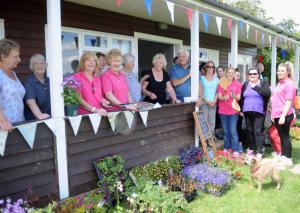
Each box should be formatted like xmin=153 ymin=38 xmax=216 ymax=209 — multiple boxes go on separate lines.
xmin=227 ymin=19 xmax=232 ymax=35
xmin=186 ymin=8 xmax=193 ymax=30
xmin=115 ymin=0 xmax=122 ymax=7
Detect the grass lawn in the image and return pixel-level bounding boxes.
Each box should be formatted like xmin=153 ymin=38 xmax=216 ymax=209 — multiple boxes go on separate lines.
xmin=187 ymin=141 xmax=300 ymax=213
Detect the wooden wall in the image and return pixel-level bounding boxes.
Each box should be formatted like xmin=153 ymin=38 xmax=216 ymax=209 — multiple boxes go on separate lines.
xmin=0 ymin=0 xmax=257 ymax=81
xmin=67 ymin=103 xmax=195 ymax=196
xmin=0 ymin=123 xmax=58 ymax=200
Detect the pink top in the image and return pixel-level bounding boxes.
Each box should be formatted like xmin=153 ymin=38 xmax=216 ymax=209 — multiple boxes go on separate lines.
xmin=101 ymin=68 xmax=129 ymax=111
xmin=271 ymin=78 xmax=296 ymax=119
xmin=73 ymin=71 xmax=103 ymax=115
xmin=217 ymin=80 xmax=242 ymax=115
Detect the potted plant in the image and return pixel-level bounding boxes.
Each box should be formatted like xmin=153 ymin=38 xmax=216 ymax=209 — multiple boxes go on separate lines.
xmin=62 ymin=74 xmax=81 ymax=116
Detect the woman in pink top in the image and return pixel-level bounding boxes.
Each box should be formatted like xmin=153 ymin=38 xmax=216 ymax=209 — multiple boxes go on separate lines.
xmin=271 ymin=62 xmax=296 ymax=167
xmin=73 ymin=52 xmax=108 ymax=116
xmin=217 ymin=67 xmax=242 ymax=157
xmin=101 ymin=48 xmax=134 ymax=111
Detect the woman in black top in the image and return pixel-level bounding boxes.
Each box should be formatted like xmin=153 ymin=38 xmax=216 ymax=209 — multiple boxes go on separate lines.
xmin=141 ymin=53 xmax=180 ymax=104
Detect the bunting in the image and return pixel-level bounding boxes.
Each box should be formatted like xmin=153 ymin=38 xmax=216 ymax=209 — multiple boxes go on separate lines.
xmin=108 ymin=112 xmax=120 ymax=132
xmin=255 ymin=29 xmax=258 ymax=43
xmin=154 ymin=102 xmax=162 ymax=109
xmin=227 ymin=19 xmax=232 ymax=35
xmin=261 ymin=32 xmax=264 ymax=48
xmin=268 ymin=35 xmax=271 ymax=46
xmin=88 ymin=113 xmax=102 ymax=134
xmin=17 ymin=123 xmax=37 ymax=149
xmin=144 ymin=0 xmax=152 ymax=16
xmin=202 ymin=13 xmax=209 ymax=33
xmin=0 ymin=130 xmax=8 ymax=156
xmin=166 ymin=1 xmax=174 ymax=24
xmin=185 ymin=8 xmax=193 ymax=30
xmin=124 ymin=111 xmax=135 ymax=129
xmin=68 ymin=115 xmax=82 ymax=136
xmin=239 ymin=21 xmax=244 ymax=34
xmin=246 ymin=24 xmax=250 ymax=39
xmin=216 ymin=17 xmax=222 ymax=35
xmin=139 ymin=111 xmax=149 ymax=127
xmin=115 ymin=0 xmax=122 ymax=7
xmin=44 ymin=118 xmax=59 ymax=136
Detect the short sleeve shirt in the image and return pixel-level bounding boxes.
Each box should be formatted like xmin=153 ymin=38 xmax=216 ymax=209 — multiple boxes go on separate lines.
xmin=0 ymin=69 xmax=25 ymax=123
xmin=141 ymin=69 xmax=170 ymax=104
xmin=271 ymin=79 xmax=296 ymax=119
xmin=73 ymin=71 xmax=103 ymax=115
xmin=101 ymin=68 xmax=129 ymax=111
xmin=169 ymin=64 xmax=191 ymax=101
xmin=125 ymin=72 xmax=141 ymax=103
xmin=201 ymin=76 xmax=219 ymax=102
xmin=217 ymin=80 xmax=242 ymax=115
xmin=24 ymin=74 xmax=51 ymax=120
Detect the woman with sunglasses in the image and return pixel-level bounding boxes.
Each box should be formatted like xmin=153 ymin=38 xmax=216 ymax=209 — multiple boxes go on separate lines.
xmin=200 ymin=61 xmax=219 ymax=135
xmin=270 ymin=62 xmax=296 ymax=167
xmin=240 ymin=68 xmax=271 ymax=161
xmin=73 ymin=51 xmax=108 ymax=116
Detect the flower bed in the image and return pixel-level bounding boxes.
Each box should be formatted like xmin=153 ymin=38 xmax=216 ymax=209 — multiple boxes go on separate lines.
xmin=179 ymin=146 xmax=204 ymax=168
xmin=182 ymin=163 xmax=233 ymax=196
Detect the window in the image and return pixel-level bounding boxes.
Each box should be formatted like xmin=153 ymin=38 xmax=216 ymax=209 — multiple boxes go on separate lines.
xmin=0 ymin=19 xmax=5 ymax=39
xmin=56 ymin=27 xmax=135 ymax=74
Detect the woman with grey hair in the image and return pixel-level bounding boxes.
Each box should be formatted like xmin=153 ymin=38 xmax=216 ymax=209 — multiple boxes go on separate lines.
xmin=141 ymin=53 xmax=180 ymax=104
xmin=123 ymin=53 xmax=141 ymax=103
xmin=0 ymin=39 xmax=25 ymax=131
xmin=24 ymin=54 xmax=51 ymax=120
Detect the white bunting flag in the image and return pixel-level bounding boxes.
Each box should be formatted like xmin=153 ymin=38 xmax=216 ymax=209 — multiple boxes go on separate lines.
xmin=88 ymin=113 xmax=102 ymax=134
xmin=154 ymin=102 xmax=162 ymax=109
xmin=108 ymin=112 xmax=120 ymax=132
xmin=17 ymin=122 xmax=38 ymax=149
xmin=0 ymin=130 xmax=8 ymax=156
xmin=269 ymin=35 xmax=271 ymax=46
xmin=68 ymin=115 xmax=82 ymax=136
xmin=216 ymin=17 xmax=222 ymax=35
xmin=139 ymin=111 xmax=149 ymax=127
xmin=44 ymin=118 xmax=59 ymax=136
xmin=246 ymin=24 xmax=250 ymax=39
xmin=124 ymin=111 xmax=135 ymax=129
xmin=166 ymin=1 xmax=174 ymax=24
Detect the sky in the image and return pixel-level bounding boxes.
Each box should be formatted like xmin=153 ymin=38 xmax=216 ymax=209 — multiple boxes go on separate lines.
xmin=259 ymin=0 xmax=300 ymax=28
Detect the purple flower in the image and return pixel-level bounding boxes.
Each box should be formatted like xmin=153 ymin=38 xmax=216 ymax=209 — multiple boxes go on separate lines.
xmin=62 ymin=74 xmax=82 ymax=89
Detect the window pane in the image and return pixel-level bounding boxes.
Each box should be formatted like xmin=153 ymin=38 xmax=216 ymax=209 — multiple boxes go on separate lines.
xmin=62 ymin=31 xmax=79 ymax=74
xmin=112 ymin=39 xmax=131 ymax=54
xmin=84 ymin=34 xmax=107 ymax=48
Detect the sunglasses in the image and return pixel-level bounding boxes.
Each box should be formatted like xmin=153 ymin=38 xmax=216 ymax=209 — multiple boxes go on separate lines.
xmin=207 ymin=66 xmax=215 ymax=69
xmin=248 ymin=73 xmax=258 ymax=76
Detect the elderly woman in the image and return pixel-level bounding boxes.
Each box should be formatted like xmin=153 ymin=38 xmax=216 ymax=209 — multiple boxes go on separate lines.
xmin=240 ymin=68 xmax=271 ymax=161
xmin=24 ymin=54 xmax=51 ymax=120
xmin=73 ymin=52 xmax=108 ymax=116
xmin=270 ymin=62 xmax=296 ymax=167
xmin=0 ymin=39 xmax=25 ymax=131
xmin=141 ymin=53 xmax=180 ymax=104
xmin=123 ymin=53 xmax=141 ymax=103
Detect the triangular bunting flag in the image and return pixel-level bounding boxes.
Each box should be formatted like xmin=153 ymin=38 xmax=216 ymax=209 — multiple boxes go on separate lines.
xmin=202 ymin=13 xmax=209 ymax=32
xmin=139 ymin=111 xmax=149 ymax=127
xmin=144 ymin=0 xmax=152 ymax=16
xmin=239 ymin=21 xmax=244 ymax=34
xmin=255 ymin=29 xmax=258 ymax=43
xmin=0 ymin=130 xmax=8 ymax=156
xmin=44 ymin=118 xmax=59 ymax=136
xmin=216 ymin=17 xmax=222 ymax=35
xmin=185 ymin=8 xmax=193 ymax=30
xmin=166 ymin=1 xmax=174 ymax=24
xmin=275 ymin=37 xmax=277 ymax=46
xmin=88 ymin=113 xmax=102 ymax=134
xmin=17 ymin=122 xmax=37 ymax=149
xmin=124 ymin=111 xmax=135 ymax=129
xmin=108 ymin=112 xmax=120 ymax=132
xmin=154 ymin=102 xmax=162 ymax=109
xmin=246 ymin=24 xmax=250 ymax=39
xmin=68 ymin=115 xmax=82 ymax=136
xmin=268 ymin=35 xmax=271 ymax=46
xmin=115 ymin=0 xmax=122 ymax=7
xmin=227 ymin=19 xmax=232 ymax=35
xmin=261 ymin=32 xmax=265 ymax=48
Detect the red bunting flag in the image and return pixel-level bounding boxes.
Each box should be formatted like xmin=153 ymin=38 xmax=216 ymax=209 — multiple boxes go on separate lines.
xmin=186 ymin=8 xmax=193 ymax=30
xmin=227 ymin=19 xmax=232 ymax=35
xmin=115 ymin=0 xmax=122 ymax=7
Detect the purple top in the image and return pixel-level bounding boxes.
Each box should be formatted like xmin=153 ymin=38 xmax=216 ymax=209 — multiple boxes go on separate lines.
xmin=242 ymin=84 xmax=264 ymax=114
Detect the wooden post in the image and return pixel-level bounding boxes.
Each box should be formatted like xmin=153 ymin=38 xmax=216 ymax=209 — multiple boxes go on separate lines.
xmin=271 ymin=36 xmax=277 ymax=89
xmin=231 ymin=21 xmax=238 ymax=68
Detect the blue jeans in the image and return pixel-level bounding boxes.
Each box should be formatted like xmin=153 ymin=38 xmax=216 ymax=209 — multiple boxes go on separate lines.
xmin=220 ymin=114 xmax=239 ymax=152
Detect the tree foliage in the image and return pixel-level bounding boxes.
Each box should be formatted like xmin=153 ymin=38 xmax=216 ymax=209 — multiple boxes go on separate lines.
xmin=277 ymin=18 xmax=299 ymax=35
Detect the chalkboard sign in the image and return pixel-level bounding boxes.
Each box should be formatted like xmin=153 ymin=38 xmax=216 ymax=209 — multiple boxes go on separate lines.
xmin=193 ymin=110 xmax=216 ymax=165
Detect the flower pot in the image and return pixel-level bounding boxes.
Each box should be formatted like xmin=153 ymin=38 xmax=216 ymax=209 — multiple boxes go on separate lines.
xmin=184 ymin=189 xmax=197 ymax=202
xmin=64 ymin=104 xmax=78 ymax=116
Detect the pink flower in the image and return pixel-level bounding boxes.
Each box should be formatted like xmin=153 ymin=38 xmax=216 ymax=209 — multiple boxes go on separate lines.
xmin=86 ymin=204 xmax=92 ymax=209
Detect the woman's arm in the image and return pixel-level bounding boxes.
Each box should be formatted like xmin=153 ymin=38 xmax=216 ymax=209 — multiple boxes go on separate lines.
xmin=26 ymin=99 xmax=50 ymax=120
xmin=166 ymin=81 xmax=180 ymax=103
xmin=0 ymin=108 xmax=13 ymax=131
xmin=171 ymin=73 xmax=191 ymax=87
xmin=105 ymin=92 xmax=122 ymax=105
xmin=279 ymin=100 xmax=293 ymax=124
xmin=142 ymin=80 xmax=157 ymax=100
xmin=253 ymin=80 xmax=271 ymax=98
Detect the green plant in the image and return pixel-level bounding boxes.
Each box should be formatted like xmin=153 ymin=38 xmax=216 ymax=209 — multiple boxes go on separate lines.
xmin=28 ymin=201 xmax=57 ymax=213
xmin=62 ymin=74 xmax=81 ymax=105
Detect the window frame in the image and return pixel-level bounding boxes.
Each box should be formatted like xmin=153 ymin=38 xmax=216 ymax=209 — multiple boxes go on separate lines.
xmin=0 ymin=19 xmax=5 ymax=39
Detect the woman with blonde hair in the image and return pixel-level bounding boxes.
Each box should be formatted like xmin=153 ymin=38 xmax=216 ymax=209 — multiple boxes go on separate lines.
xmin=73 ymin=51 xmax=108 ymax=116
xmin=141 ymin=53 xmax=180 ymax=104
xmin=217 ymin=67 xmax=242 ymax=157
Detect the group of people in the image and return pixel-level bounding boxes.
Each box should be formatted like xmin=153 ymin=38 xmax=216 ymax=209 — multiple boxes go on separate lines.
xmin=0 ymin=38 xmax=297 ymax=166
